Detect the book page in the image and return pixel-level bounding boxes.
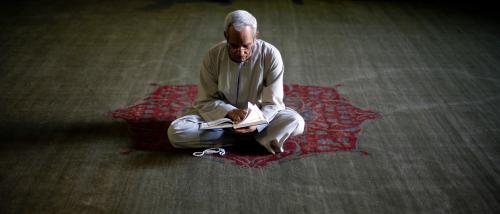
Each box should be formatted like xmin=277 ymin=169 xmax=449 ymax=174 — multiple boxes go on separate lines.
xmin=200 ymin=102 xmax=268 ymax=129
xmin=233 ymin=103 xmax=267 ymax=129
xmin=200 ymin=118 xmax=233 ymax=129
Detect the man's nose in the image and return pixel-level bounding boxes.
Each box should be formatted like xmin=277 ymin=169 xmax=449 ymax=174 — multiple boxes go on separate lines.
xmin=238 ymin=49 xmax=245 ymax=56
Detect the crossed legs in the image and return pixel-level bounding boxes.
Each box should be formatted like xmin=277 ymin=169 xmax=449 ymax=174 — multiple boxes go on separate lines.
xmin=167 ymin=108 xmax=305 ymax=153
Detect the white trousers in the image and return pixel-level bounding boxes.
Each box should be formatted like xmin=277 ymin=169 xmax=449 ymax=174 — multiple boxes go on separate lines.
xmin=167 ymin=108 xmax=305 ymax=154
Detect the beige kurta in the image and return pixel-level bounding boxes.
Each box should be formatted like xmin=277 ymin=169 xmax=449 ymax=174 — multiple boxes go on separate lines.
xmin=168 ymin=39 xmax=305 ymax=153
xmin=195 ymin=39 xmax=285 ymax=131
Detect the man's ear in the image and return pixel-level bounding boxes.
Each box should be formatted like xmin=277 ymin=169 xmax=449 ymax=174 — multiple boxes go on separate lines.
xmin=255 ymin=31 xmax=260 ymax=39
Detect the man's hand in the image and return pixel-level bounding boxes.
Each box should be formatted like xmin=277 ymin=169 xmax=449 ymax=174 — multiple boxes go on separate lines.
xmin=233 ymin=125 xmax=257 ymax=135
xmin=227 ymin=109 xmax=256 ymax=135
xmin=227 ymin=109 xmax=248 ymax=123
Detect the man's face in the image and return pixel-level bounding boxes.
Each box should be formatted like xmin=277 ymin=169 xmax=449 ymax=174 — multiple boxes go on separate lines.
xmin=225 ymin=25 xmax=255 ymax=63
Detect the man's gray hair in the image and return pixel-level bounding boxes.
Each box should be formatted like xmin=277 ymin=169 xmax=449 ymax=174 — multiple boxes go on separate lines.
xmin=224 ymin=10 xmax=258 ymax=36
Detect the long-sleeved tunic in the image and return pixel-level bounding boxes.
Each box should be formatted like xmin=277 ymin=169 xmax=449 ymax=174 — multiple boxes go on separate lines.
xmin=195 ymin=39 xmax=285 ymax=131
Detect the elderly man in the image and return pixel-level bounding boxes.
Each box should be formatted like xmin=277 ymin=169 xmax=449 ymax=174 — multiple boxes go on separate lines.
xmin=167 ymin=10 xmax=304 ymax=154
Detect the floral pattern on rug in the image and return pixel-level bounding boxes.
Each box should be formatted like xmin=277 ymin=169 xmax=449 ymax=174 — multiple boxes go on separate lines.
xmin=111 ymin=84 xmax=381 ymax=168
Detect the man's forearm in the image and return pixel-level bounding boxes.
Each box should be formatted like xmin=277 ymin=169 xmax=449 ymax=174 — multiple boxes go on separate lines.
xmin=196 ymin=99 xmax=237 ymax=122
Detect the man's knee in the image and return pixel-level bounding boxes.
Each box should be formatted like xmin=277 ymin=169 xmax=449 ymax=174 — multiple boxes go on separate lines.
xmin=274 ymin=109 xmax=305 ymax=136
xmin=167 ymin=124 xmax=182 ymax=148
xmin=167 ymin=115 xmax=227 ymax=148
xmin=288 ymin=110 xmax=305 ymax=136
xmin=167 ymin=115 xmax=201 ymax=148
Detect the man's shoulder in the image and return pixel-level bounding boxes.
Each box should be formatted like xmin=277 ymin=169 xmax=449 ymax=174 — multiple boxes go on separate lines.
xmin=207 ymin=41 xmax=227 ymax=52
xmin=256 ymin=39 xmax=282 ymax=59
xmin=201 ymin=41 xmax=226 ymax=60
xmin=197 ymin=41 xmax=222 ymax=64
xmin=257 ymin=39 xmax=278 ymax=51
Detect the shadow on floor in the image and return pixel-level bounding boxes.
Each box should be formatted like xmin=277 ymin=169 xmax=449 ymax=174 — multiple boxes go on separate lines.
xmin=124 ymin=120 xmax=174 ymax=151
xmin=0 ymin=120 xmax=175 ymax=151
xmin=0 ymin=120 xmax=129 ymax=143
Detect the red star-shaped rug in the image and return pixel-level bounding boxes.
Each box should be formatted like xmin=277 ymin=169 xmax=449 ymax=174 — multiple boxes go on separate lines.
xmin=111 ymin=84 xmax=381 ymax=168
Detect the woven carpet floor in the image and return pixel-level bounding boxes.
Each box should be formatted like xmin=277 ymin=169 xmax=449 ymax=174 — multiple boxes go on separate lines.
xmin=1 ymin=0 xmax=499 ymax=213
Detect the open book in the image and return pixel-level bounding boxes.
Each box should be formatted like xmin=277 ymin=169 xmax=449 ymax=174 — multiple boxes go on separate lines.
xmin=200 ymin=102 xmax=268 ymax=130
